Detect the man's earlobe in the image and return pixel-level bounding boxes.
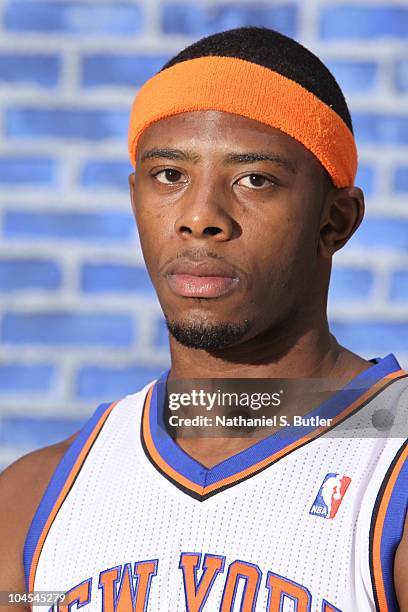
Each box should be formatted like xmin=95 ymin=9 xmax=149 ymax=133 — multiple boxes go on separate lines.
xmin=318 ymin=186 xmax=365 ymax=258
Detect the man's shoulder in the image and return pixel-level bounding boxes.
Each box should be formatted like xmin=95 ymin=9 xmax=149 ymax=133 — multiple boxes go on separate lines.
xmin=0 ymin=431 xmax=79 ymax=593
xmin=0 ymin=430 xmax=79 ymax=497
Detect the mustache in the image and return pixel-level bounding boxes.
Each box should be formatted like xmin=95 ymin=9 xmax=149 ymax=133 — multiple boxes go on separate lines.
xmin=160 ymin=248 xmax=225 ymax=270
xmin=159 ymin=247 xmax=247 ymax=280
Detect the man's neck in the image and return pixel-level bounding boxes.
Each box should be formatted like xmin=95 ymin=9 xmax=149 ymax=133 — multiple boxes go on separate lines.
xmin=168 ymin=318 xmax=367 ymax=381
xmin=164 ymin=323 xmax=372 ymax=468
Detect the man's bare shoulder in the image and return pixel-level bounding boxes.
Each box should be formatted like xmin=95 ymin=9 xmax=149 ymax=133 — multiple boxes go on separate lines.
xmin=0 ymin=431 xmax=79 ymax=595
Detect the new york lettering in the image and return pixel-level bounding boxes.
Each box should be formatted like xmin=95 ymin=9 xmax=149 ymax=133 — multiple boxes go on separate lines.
xmin=53 ymin=553 xmax=340 ymax=611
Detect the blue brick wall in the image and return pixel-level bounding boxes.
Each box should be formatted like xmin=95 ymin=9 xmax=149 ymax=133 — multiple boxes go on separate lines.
xmin=354 ymin=164 xmax=376 ymax=196
xmin=0 ymin=259 xmax=61 ymax=291
xmin=77 ymin=364 xmax=165 ymax=398
xmin=353 ymin=113 xmax=408 ymax=145
xmin=328 ymin=268 xmax=374 ymax=302
xmin=3 ymin=312 xmax=135 ymax=346
xmin=0 ymin=363 xmax=55 ymax=392
xmin=330 ymin=323 xmax=408 ymax=355
xmin=390 ymin=271 xmax=408 ymax=301
xmin=394 ymin=167 xmax=408 ymax=194
xmin=0 ymin=0 xmax=407 ymax=470
xmin=5 ymin=1 xmax=143 ymax=34
xmin=351 ymin=217 xmax=408 ymax=251
xmin=81 ymin=160 xmax=132 ymax=189
xmin=6 ymin=108 xmax=129 ymax=140
xmin=81 ymin=55 xmax=171 ymax=88
xmin=324 ymin=60 xmax=378 ymax=93
xmin=0 ymin=416 xmax=84 ymax=447
xmin=80 ymin=263 xmax=154 ymax=293
xmin=0 ymin=156 xmax=59 ymax=186
xmin=395 ymin=59 xmax=408 ymax=92
xmin=4 ymin=211 xmax=135 ymax=241
xmin=162 ymin=3 xmax=298 ymax=37
xmin=0 ymin=54 xmax=60 ymax=86
xmin=320 ymin=6 xmax=408 ymax=39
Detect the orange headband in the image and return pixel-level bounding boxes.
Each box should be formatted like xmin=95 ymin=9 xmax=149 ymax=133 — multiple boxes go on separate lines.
xmin=128 ymin=56 xmax=358 ymax=187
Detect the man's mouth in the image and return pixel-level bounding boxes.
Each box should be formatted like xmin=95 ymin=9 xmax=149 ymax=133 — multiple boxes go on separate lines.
xmin=163 ymin=258 xmax=240 ymax=298
xmin=166 ymin=274 xmax=239 ymax=298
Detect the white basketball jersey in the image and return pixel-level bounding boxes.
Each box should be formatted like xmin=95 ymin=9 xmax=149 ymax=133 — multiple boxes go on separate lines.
xmin=23 ymin=354 xmax=408 ymax=611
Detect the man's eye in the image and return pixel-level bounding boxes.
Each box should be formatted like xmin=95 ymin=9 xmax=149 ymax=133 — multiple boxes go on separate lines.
xmin=237 ymin=174 xmax=273 ymax=189
xmin=153 ymin=169 xmax=185 ymax=184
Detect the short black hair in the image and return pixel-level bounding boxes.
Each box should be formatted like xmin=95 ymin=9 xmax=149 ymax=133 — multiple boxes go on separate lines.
xmin=161 ymin=26 xmax=353 ymax=135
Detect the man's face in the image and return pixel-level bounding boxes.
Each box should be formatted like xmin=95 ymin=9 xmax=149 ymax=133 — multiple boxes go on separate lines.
xmin=129 ymin=110 xmax=332 ymax=351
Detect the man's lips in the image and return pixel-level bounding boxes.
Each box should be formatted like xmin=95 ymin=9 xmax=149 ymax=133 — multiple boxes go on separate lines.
xmin=163 ymin=259 xmax=240 ymax=298
xmin=166 ymin=274 xmax=239 ymax=298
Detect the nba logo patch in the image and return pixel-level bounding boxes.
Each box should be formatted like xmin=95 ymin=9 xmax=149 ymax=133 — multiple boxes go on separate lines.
xmin=309 ymin=473 xmax=351 ymax=519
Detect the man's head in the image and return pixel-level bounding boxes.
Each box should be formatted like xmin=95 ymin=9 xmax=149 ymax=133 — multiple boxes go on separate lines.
xmin=128 ymin=27 xmax=364 ymax=356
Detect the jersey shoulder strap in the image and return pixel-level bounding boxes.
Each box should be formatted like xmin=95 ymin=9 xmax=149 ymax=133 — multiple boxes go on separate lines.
xmin=23 ymin=399 xmax=118 ymax=592
xmin=370 ymin=437 xmax=408 ymax=611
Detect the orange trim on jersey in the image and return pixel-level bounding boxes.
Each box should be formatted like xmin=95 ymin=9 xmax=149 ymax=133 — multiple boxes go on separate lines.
xmin=128 ymin=56 xmax=358 ymax=188
xmin=371 ymin=442 xmax=408 ymax=611
xmin=142 ymin=385 xmax=204 ymax=495
xmin=28 ymin=400 xmax=119 ymax=593
xmin=142 ymin=370 xmax=406 ymax=499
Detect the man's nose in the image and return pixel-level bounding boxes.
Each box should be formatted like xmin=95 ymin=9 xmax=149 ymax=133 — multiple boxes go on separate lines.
xmin=173 ymin=183 xmax=236 ymax=241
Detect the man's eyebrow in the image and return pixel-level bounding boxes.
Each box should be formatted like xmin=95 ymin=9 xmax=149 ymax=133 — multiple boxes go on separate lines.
xmin=140 ymin=148 xmax=200 ymax=163
xmin=140 ymin=148 xmax=297 ymax=174
xmin=223 ymin=152 xmax=297 ymax=174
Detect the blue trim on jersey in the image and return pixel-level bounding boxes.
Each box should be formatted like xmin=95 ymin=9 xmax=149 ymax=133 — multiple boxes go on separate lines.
xmin=380 ymin=446 xmax=408 ymax=611
xmin=23 ymin=401 xmax=113 ymax=591
xmin=148 ymin=354 xmax=402 ymax=489
xmin=152 ymin=376 xmax=207 ymax=484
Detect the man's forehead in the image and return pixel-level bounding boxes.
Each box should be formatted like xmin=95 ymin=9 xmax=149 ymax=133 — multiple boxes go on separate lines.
xmin=138 ymin=111 xmax=310 ymax=158
xmin=139 ymin=109 xmax=295 ymax=140
xmin=136 ymin=110 xmax=323 ymax=177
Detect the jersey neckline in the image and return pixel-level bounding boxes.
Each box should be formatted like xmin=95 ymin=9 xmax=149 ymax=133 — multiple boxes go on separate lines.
xmin=140 ymin=353 xmax=405 ymax=501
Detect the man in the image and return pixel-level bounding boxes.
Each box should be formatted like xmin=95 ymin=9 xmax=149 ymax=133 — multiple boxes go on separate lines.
xmin=0 ymin=26 xmax=407 ymax=611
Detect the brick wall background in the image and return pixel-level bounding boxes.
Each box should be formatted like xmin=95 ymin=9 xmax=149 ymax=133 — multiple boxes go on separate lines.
xmin=0 ymin=0 xmax=407 ymax=470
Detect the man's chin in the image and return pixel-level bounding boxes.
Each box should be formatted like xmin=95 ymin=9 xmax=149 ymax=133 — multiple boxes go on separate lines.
xmin=165 ymin=318 xmax=252 ymax=351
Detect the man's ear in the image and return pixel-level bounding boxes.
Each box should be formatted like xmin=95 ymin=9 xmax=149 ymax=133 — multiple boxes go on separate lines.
xmin=318 ymin=186 xmax=365 ymax=258
xmin=128 ymin=172 xmax=136 ymax=217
